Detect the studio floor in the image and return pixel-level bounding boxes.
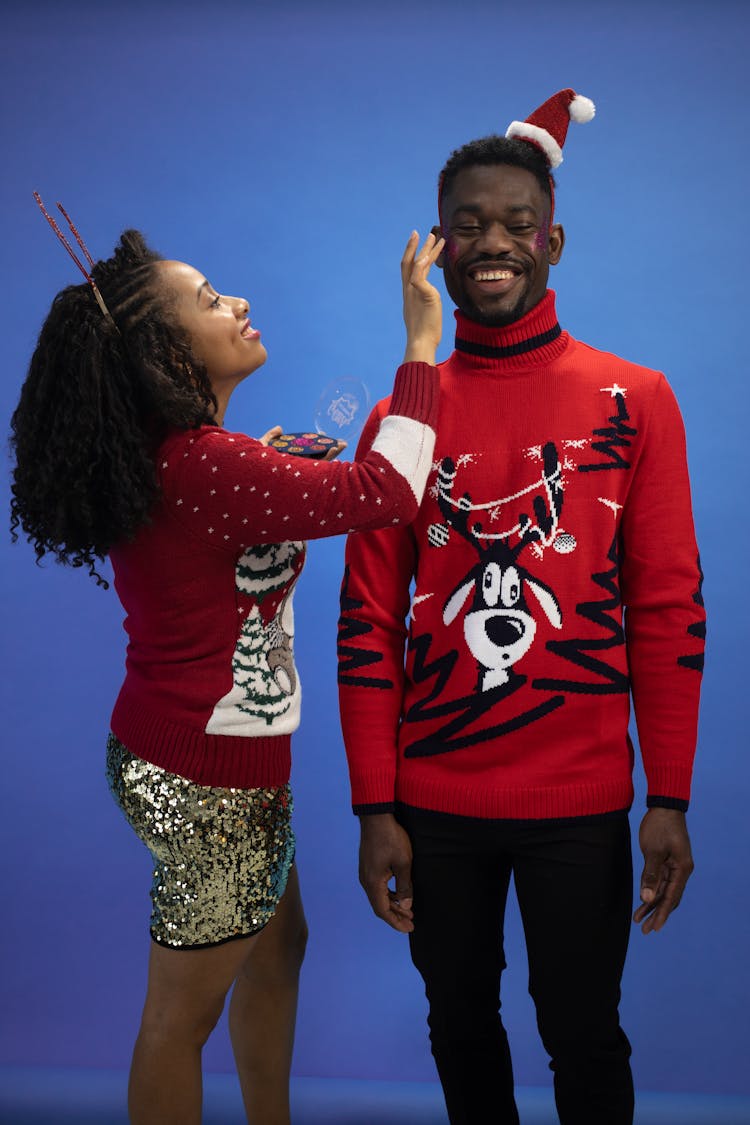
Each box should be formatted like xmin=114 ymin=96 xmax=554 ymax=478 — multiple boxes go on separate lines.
xmin=1 ymin=1069 xmax=749 ymax=1125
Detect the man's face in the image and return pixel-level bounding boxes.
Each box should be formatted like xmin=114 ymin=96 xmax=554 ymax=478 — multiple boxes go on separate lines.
xmin=437 ymin=163 xmax=564 ymax=326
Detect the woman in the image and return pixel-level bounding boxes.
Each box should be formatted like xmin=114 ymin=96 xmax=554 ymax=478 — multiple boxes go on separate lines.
xmin=10 ymin=219 xmax=443 ymax=1124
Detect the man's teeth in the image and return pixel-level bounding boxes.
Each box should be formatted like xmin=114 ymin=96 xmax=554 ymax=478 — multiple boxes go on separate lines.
xmin=474 ymin=270 xmax=514 ymax=281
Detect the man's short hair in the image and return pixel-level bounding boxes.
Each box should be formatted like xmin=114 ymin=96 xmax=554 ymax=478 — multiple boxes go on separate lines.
xmin=438 ymin=135 xmax=554 ymax=207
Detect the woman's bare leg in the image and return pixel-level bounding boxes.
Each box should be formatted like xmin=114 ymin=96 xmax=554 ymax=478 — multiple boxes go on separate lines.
xmin=128 ymin=933 xmax=257 ymax=1125
xmin=229 ymin=865 xmax=308 ymax=1125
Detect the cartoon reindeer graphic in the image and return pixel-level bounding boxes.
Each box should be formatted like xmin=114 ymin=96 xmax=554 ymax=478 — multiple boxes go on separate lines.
xmin=437 ymin=443 xmax=564 ymax=691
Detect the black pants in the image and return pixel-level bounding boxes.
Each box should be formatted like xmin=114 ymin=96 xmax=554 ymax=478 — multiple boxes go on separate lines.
xmin=397 ymin=805 xmax=634 ymax=1125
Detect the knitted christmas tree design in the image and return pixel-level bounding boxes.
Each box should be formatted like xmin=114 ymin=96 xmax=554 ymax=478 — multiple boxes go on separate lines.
xmin=231 ymin=541 xmax=304 ymax=725
xmin=533 ymin=535 xmax=629 ymax=695
xmin=232 ymin=605 xmax=292 ymax=724
xmin=236 ymin=541 xmax=300 ymax=601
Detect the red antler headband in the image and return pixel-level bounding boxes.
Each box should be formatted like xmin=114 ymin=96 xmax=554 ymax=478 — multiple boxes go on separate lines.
xmin=33 ymin=192 xmax=115 ymax=323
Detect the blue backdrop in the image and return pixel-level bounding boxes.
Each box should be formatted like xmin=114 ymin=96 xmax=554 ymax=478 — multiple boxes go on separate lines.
xmin=1 ymin=0 xmax=748 ymax=1099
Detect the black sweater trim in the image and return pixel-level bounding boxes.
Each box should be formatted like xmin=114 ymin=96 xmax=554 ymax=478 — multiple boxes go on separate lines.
xmin=647 ymin=795 xmax=689 ymax=813
xmin=353 ymin=802 xmax=396 ymax=817
xmin=455 ymin=323 xmax=562 ymax=359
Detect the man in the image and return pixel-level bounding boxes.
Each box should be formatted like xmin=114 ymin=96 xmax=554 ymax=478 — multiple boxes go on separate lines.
xmin=337 ymin=89 xmax=704 ymax=1125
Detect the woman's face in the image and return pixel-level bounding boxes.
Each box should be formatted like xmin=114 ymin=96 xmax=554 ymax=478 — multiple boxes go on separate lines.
xmin=155 ymin=260 xmax=267 ymax=391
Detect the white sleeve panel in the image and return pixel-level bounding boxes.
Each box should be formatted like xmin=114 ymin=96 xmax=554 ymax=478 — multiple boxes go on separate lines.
xmin=370 ymin=415 xmax=435 ymax=503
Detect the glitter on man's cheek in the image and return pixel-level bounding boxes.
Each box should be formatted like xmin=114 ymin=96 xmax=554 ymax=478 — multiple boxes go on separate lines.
xmin=443 ymin=235 xmax=460 ymax=262
xmin=534 ymin=218 xmax=550 ymax=252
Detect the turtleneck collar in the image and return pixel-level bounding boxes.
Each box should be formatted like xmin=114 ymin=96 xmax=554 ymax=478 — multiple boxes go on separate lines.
xmin=452 ymin=290 xmax=569 ymax=370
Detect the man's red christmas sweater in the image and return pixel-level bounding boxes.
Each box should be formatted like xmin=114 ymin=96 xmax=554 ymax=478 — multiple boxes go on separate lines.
xmin=338 ymin=292 xmax=705 ymax=820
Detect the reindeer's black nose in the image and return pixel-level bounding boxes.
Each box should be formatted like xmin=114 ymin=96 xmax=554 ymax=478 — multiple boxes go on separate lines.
xmin=485 ymin=615 xmax=524 ymax=647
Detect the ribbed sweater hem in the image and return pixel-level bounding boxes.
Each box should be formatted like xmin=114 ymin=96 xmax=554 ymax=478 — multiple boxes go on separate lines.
xmin=111 ymin=696 xmax=292 ymax=789
xmin=386 ymin=776 xmax=636 ymax=820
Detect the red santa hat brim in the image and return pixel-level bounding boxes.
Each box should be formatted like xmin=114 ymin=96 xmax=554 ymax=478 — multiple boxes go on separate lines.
xmin=505 ymin=120 xmax=564 ymax=169
xmin=505 ymin=93 xmax=595 ymax=170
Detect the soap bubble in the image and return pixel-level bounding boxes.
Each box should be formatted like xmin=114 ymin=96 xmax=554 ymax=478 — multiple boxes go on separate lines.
xmin=314 ymin=377 xmax=370 ymax=444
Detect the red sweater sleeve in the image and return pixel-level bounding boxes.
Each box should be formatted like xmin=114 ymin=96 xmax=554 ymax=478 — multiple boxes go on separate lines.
xmin=337 ymin=400 xmax=417 ymax=812
xmin=620 ymin=374 xmax=705 ymax=807
xmin=161 ymin=362 xmax=439 ymax=550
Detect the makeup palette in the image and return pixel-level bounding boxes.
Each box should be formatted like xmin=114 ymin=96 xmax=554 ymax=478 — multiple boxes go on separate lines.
xmin=269 ymin=432 xmax=338 ymax=459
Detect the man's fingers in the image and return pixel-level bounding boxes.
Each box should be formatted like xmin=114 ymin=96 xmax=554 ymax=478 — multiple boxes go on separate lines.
xmin=639 ymin=858 xmax=661 ymax=893
xmin=636 ymin=809 xmax=694 ymax=933
xmin=364 ymin=880 xmax=413 ymax=932
xmin=360 ymin=866 xmax=415 ymax=932
xmin=358 ymin=815 xmax=415 ymax=933
xmin=654 ymin=868 xmax=688 ymax=921
xmin=393 ymin=863 xmax=413 ymax=900
xmin=642 ymin=892 xmax=677 ymax=934
xmin=635 ymin=859 xmax=690 ymax=932
xmin=389 ymin=868 xmax=414 ymax=928
xmin=388 ymin=890 xmax=414 ymax=922
xmin=365 ymin=879 xmax=392 ymax=919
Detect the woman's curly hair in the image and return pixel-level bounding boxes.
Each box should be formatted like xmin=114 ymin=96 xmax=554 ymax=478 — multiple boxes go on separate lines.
xmin=10 ymin=230 xmax=217 ymax=586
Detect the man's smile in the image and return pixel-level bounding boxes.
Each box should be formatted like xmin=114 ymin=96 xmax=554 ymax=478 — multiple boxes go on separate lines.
xmin=465 ymin=261 xmax=526 ymax=296
xmin=472 ymin=269 xmax=515 ymax=281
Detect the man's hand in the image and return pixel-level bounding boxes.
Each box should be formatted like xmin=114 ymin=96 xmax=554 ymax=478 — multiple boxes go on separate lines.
xmin=359 ymin=813 xmax=415 ymax=933
xmin=633 ymin=808 xmax=694 ymax=934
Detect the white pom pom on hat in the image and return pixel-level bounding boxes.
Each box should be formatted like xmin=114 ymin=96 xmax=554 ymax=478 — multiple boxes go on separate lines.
xmin=505 ymin=89 xmax=595 ymax=169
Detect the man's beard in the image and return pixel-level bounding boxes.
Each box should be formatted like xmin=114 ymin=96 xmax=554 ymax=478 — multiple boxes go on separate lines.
xmin=447 ymin=266 xmax=533 ymax=328
xmin=466 ymin=290 xmax=530 ymax=327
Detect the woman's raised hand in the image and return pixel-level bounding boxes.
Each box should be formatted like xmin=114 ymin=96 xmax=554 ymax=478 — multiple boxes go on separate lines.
xmin=401 ymin=230 xmax=445 ymax=365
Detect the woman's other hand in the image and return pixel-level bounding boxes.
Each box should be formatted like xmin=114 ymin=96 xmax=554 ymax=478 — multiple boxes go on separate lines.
xmin=259 ymin=426 xmax=345 ymax=461
xmin=258 ymin=426 xmax=283 ymax=445
xmin=401 ymin=231 xmax=444 ymax=365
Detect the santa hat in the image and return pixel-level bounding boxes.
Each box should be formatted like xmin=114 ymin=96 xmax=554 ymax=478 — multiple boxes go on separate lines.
xmin=505 ymin=88 xmax=595 ymax=169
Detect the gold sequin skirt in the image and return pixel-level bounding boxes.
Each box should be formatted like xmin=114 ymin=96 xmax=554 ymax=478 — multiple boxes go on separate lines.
xmin=106 ymin=734 xmax=295 ymax=949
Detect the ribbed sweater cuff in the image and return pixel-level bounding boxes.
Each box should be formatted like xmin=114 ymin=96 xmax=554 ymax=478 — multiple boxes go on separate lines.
xmin=647 ymin=795 xmax=690 ymax=813
xmin=349 ymin=766 xmax=397 ymax=811
xmin=389 ymin=362 xmax=439 ymax=431
xmin=643 ymin=762 xmax=693 ymax=806
xmin=353 ymin=802 xmax=397 ymax=816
